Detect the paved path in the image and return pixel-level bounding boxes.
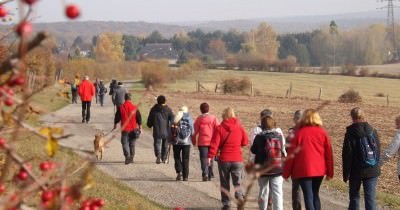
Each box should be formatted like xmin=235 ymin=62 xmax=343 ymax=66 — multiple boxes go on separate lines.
xmin=40 ymin=91 xmax=384 ymax=210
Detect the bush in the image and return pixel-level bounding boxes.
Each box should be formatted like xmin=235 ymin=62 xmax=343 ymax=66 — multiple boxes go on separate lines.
xmin=375 ymin=92 xmax=385 ymax=97
xmin=221 ymin=77 xmax=251 ymax=94
xmin=341 ymin=64 xmax=358 ymax=76
xmin=359 ymin=67 xmax=370 ymax=77
xmin=338 ymin=89 xmax=362 ymax=103
xmin=140 ymin=61 xmax=169 ymax=89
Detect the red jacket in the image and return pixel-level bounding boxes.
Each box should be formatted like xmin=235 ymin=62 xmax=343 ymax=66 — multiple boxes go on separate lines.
xmin=119 ymin=101 xmax=139 ymax=132
xmin=283 ymin=126 xmax=334 ymax=179
xmin=78 ymin=80 xmax=95 ymax=101
xmin=192 ymin=114 xmax=219 ymax=146
xmin=208 ymin=118 xmax=248 ymax=162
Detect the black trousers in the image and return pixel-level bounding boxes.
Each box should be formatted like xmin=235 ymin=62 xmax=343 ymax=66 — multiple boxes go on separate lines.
xmin=81 ymin=101 xmax=91 ymax=122
xmin=173 ymin=145 xmax=190 ymax=178
xmin=198 ymin=146 xmax=214 ymax=178
xmin=71 ymin=89 xmax=78 ymax=103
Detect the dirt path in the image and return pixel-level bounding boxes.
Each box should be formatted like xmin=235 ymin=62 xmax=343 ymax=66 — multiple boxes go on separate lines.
xmin=40 ymin=92 xmax=389 ymax=210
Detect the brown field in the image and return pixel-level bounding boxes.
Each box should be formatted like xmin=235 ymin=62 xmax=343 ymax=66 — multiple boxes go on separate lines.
xmin=136 ymin=69 xmax=400 ymax=208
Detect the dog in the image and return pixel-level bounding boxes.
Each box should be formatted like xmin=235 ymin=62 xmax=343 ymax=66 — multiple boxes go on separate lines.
xmin=93 ymin=132 xmax=105 ymax=160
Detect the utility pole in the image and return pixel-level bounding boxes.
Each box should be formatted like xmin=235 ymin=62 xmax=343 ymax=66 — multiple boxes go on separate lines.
xmin=378 ymin=0 xmax=399 ymax=61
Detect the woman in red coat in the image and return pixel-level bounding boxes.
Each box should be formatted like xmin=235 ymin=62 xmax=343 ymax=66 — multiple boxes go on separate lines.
xmin=283 ymin=109 xmax=334 ymax=210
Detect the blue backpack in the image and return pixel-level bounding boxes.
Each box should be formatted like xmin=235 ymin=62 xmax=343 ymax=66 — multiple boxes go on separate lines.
xmin=359 ymin=132 xmax=378 ymax=168
xmin=177 ymin=118 xmax=191 ymax=141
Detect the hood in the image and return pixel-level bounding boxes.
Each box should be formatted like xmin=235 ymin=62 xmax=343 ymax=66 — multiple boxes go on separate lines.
xmin=221 ymin=117 xmax=240 ymax=132
xmin=152 ymin=104 xmax=170 ymax=112
xmin=198 ymin=114 xmax=215 ymax=124
xmin=346 ymin=122 xmax=374 ymax=138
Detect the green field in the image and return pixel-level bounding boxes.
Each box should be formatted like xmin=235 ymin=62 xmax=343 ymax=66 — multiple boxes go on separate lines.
xmin=167 ymin=69 xmax=400 ymax=107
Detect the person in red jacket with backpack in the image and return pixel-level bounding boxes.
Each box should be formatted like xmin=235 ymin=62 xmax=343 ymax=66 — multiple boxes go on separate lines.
xmin=114 ymin=93 xmax=142 ymax=164
xmin=78 ymin=75 xmax=95 ymax=123
xmin=192 ymin=103 xmax=219 ymax=182
xmin=283 ymin=108 xmax=333 ymax=210
xmin=208 ymin=107 xmax=248 ymax=210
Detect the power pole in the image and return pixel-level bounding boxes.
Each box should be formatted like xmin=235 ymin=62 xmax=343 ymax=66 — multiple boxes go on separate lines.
xmin=378 ymin=0 xmax=399 ymax=61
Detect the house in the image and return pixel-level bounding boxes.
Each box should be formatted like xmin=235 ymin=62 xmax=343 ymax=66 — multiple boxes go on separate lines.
xmin=138 ymin=43 xmax=178 ymax=64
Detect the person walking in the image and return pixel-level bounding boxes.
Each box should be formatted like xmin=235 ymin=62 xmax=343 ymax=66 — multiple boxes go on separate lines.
xmin=251 ymin=116 xmax=285 ymax=210
xmin=207 ymin=107 xmax=248 ymax=210
xmin=94 ymin=78 xmax=99 ymax=104
xmin=112 ymin=81 xmax=127 ymax=108
xmin=78 ymin=75 xmax=95 ymax=123
xmin=172 ymin=106 xmax=194 ymax=181
xmin=98 ymin=80 xmax=107 ymax=106
xmin=109 ymin=79 xmax=117 ymax=99
xmin=192 ymin=102 xmax=219 ymax=181
xmin=342 ymin=107 xmax=380 ymax=210
xmin=381 ymin=115 xmax=400 ymax=182
xmin=286 ymin=110 xmax=303 ymax=210
xmin=114 ymin=93 xmax=142 ymax=164
xmin=147 ymin=95 xmax=174 ymax=164
xmin=283 ymin=109 xmax=334 ymax=210
xmin=70 ymin=75 xmax=80 ymax=104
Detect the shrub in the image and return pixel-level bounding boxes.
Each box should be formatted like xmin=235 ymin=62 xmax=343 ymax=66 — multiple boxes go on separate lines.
xmin=319 ymin=65 xmax=330 ymax=74
xmin=338 ymin=89 xmax=362 ymax=103
xmin=221 ymin=77 xmax=251 ymax=94
xmin=359 ymin=67 xmax=370 ymax=77
xmin=341 ymin=64 xmax=358 ymax=76
xmin=140 ymin=61 xmax=169 ymax=89
xmin=375 ymin=92 xmax=385 ymax=97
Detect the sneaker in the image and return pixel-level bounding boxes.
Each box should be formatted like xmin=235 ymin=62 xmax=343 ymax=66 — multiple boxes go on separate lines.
xmin=129 ymin=157 xmax=134 ymax=163
xmin=183 ymin=177 xmax=188 ymax=181
xmin=156 ymin=157 xmax=161 ymax=164
xmin=222 ymin=205 xmax=231 ymax=210
xmin=176 ymin=173 xmax=182 ymax=181
xmin=125 ymin=158 xmax=130 ymax=165
xmin=208 ymin=176 xmax=212 ymax=181
xmin=82 ymin=119 xmax=85 ymax=123
xmin=202 ymin=176 xmax=208 ymax=182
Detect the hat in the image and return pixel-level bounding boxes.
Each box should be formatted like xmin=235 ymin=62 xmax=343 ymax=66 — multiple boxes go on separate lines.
xmin=260 ymin=109 xmax=272 ymax=119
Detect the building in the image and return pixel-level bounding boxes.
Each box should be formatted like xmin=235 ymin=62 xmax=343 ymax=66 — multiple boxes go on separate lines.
xmin=138 ymin=43 xmax=178 ymax=64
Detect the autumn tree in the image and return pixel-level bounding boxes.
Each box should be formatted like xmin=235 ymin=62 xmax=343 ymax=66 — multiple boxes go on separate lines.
xmin=208 ymin=38 xmax=227 ymax=59
xmin=94 ymin=32 xmax=124 ymax=62
xmin=243 ymin=22 xmax=279 ymax=61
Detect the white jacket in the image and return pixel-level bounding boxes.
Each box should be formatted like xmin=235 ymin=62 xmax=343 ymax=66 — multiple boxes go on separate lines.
xmin=381 ymin=130 xmax=400 ymax=175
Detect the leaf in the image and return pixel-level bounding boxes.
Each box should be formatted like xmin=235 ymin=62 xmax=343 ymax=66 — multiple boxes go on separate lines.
xmin=83 ymin=171 xmax=95 ymax=190
xmin=45 ymin=137 xmax=58 ymax=157
xmin=39 ymin=127 xmax=64 ymax=157
xmin=1 ymin=110 xmax=15 ymax=127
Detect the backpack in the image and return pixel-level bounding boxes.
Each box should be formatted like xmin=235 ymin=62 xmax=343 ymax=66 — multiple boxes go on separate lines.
xmin=358 ymin=132 xmax=378 ymax=168
xmin=263 ymin=131 xmax=284 ymax=174
xmin=175 ymin=117 xmax=191 ymax=143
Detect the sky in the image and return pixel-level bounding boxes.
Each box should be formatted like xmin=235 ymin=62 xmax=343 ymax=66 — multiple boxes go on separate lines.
xmin=8 ymin=0 xmax=383 ymax=23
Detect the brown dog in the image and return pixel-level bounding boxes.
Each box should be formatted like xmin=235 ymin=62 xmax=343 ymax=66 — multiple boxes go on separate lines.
xmin=94 ymin=132 xmax=105 ymax=160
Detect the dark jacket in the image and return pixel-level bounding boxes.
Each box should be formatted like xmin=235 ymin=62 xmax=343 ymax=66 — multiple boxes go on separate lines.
xmin=251 ymin=130 xmax=284 ymax=176
xmin=109 ymin=80 xmax=117 ymax=96
xmin=147 ymin=104 xmax=174 ymax=139
xmin=342 ymin=122 xmax=381 ymax=182
xmin=112 ymin=85 xmax=127 ymax=107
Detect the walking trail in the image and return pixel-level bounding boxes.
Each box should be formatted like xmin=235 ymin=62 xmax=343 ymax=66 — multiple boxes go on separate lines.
xmin=40 ymin=90 xmax=383 ymax=210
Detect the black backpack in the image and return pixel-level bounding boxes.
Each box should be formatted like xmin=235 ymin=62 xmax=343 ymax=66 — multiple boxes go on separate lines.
xmin=263 ymin=131 xmax=284 ymax=174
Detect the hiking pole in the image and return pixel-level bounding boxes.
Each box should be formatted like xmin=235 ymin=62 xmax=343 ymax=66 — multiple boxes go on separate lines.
xmin=166 ymin=143 xmax=171 ymax=164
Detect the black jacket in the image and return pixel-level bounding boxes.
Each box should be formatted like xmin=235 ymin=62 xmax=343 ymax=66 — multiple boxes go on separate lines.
xmin=342 ymin=122 xmax=381 ymax=182
xmin=147 ymin=104 xmax=174 ymax=139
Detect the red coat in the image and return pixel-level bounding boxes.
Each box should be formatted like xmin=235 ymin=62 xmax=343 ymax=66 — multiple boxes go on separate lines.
xmin=78 ymin=80 xmax=95 ymax=101
xmin=192 ymin=114 xmax=219 ymax=146
xmin=119 ymin=101 xmax=138 ymax=132
xmin=208 ymin=118 xmax=248 ymax=162
xmin=283 ymin=126 xmax=334 ymax=179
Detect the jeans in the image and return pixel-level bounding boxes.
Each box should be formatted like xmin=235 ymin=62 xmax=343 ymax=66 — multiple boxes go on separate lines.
xmin=173 ymin=145 xmax=190 ymax=178
xmin=154 ymin=138 xmax=168 ymax=161
xmin=99 ymin=94 xmax=105 ymax=106
xmin=121 ymin=131 xmax=138 ymax=160
xmin=81 ymin=101 xmax=91 ymax=122
xmin=258 ymin=176 xmax=283 ymax=210
xmin=299 ymin=176 xmax=323 ymax=210
xmin=218 ymin=161 xmax=244 ymax=207
xmin=348 ymin=177 xmax=377 ymax=210
xmin=71 ymin=89 xmax=78 ymax=103
xmin=198 ymin=146 xmax=214 ymax=178
xmin=292 ymin=178 xmax=302 ymax=210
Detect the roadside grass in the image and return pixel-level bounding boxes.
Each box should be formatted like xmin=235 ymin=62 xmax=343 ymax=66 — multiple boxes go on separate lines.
xmin=7 ymin=85 xmax=165 ymax=210
xmin=166 ymin=69 xmax=400 ymax=107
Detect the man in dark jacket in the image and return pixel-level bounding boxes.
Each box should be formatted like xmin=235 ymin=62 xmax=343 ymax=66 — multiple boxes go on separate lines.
xmin=342 ymin=107 xmax=380 ymax=210
xmin=147 ymin=95 xmax=174 ymax=164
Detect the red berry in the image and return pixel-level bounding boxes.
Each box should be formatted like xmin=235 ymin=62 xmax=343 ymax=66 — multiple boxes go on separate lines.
xmin=81 ymin=200 xmax=92 ymax=207
xmin=49 ymin=162 xmax=57 ymax=170
xmin=93 ymin=199 xmax=105 ymax=207
xmin=0 ymin=138 xmax=6 ymax=149
xmin=89 ymin=205 xmax=99 ymax=210
xmin=80 ymin=206 xmax=90 ymax=210
xmin=6 ymin=88 xmax=14 ymax=96
xmin=0 ymin=6 xmax=7 ymax=17
xmin=15 ymin=21 xmax=32 ymax=37
xmin=173 ymin=208 xmax=184 ymax=210
xmin=22 ymin=0 xmax=38 ymax=5
xmin=17 ymin=170 xmax=28 ymax=180
xmin=12 ymin=77 xmax=25 ymax=86
xmin=0 ymin=183 xmax=6 ymax=194
xmin=4 ymin=98 xmax=13 ymax=106
xmin=41 ymin=190 xmax=54 ymax=202
xmin=39 ymin=162 xmax=50 ymax=171
xmin=65 ymin=4 xmax=80 ymax=19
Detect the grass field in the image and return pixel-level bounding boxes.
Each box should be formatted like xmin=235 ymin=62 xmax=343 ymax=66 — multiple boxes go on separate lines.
xmin=167 ymin=69 xmax=400 ymax=107
xmin=4 ymin=85 xmax=165 ymax=210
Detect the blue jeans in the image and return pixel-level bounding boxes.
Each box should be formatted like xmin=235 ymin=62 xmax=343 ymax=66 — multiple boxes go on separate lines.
xmin=198 ymin=146 xmax=214 ymax=178
xmin=348 ymin=177 xmax=377 ymax=210
xmin=154 ymin=138 xmax=168 ymax=161
xmin=121 ymin=131 xmax=138 ymax=159
xmin=299 ymin=176 xmax=323 ymax=210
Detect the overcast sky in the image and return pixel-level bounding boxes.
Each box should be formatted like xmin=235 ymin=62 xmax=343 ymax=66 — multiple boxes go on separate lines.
xmin=9 ymin=0 xmax=383 ymax=23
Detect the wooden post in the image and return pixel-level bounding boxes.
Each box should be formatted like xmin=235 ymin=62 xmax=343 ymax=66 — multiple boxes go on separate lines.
xmin=285 ymin=89 xmax=289 ymax=98
xmin=387 ymin=95 xmax=389 ymax=107
xmin=318 ymin=88 xmax=323 ymax=100
xmin=289 ymin=82 xmax=293 ymax=98
xmin=250 ymin=81 xmax=254 ymax=96
xmin=215 ymin=83 xmax=218 ymax=93
xmin=196 ymin=81 xmax=199 ymax=92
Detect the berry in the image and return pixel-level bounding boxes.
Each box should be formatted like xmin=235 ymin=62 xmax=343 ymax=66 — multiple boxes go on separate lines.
xmin=9 ymin=76 xmax=25 ymax=86
xmin=41 ymin=190 xmax=54 ymax=202
xmin=4 ymin=98 xmax=13 ymax=106
xmin=81 ymin=200 xmax=92 ymax=207
xmin=93 ymin=199 xmax=105 ymax=207
xmin=89 ymin=205 xmax=99 ymax=210
xmin=39 ymin=161 xmax=50 ymax=171
xmin=0 ymin=183 xmax=6 ymax=194
xmin=0 ymin=138 xmax=6 ymax=148
xmin=65 ymin=4 xmax=80 ymax=19
xmin=22 ymin=0 xmax=38 ymax=5
xmin=80 ymin=206 xmax=90 ymax=210
xmin=6 ymin=88 xmax=14 ymax=96
xmin=15 ymin=21 xmax=32 ymax=37
xmin=0 ymin=6 xmax=7 ymax=17
xmin=17 ymin=170 xmax=28 ymax=180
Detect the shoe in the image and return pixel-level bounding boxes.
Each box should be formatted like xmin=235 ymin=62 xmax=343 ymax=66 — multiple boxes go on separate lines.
xmin=156 ymin=157 xmax=161 ymax=164
xmin=183 ymin=177 xmax=188 ymax=181
xmin=202 ymin=176 xmax=208 ymax=182
xmin=222 ymin=205 xmax=231 ymax=210
xmin=176 ymin=173 xmax=182 ymax=181
xmin=208 ymin=176 xmax=212 ymax=181
xmin=125 ymin=158 xmax=130 ymax=165
xmin=82 ymin=119 xmax=85 ymax=123
xmin=129 ymin=157 xmax=134 ymax=163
